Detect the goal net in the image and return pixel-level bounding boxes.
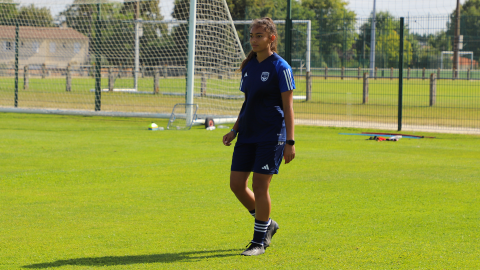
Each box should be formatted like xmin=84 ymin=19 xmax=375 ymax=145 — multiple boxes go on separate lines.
xmin=0 ymin=0 xmax=245 ymax=120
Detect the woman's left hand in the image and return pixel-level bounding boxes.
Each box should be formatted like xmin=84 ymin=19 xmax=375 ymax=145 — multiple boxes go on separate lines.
xmin=284 ymin=145 xmax=295 ymax=164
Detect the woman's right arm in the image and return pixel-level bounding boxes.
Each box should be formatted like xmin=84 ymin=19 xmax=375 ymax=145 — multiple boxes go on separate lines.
xmin=223 ymin=96 xmax=245 ymax=146
xmin=223 ymin=117 xmax=240 ymax=146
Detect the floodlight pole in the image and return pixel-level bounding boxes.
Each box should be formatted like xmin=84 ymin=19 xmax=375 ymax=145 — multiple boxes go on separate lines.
xmin=369 ymin=0 xmax=376 ymax=78
xmin=185 ymin=0 xmax=197 ymax=125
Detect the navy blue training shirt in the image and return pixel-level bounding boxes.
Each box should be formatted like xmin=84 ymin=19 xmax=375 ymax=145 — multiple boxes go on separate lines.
xmin=237 ymin=52 xmax=295 ymax=143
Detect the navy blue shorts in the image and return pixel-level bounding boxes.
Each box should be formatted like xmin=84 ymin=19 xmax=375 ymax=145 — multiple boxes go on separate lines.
xmin=231 ymin=141 xmax=285 ymax=175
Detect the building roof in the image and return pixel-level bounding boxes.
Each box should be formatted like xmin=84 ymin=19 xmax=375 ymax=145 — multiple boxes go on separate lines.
xmin=0 ymin=26 xmax=88 ymax=40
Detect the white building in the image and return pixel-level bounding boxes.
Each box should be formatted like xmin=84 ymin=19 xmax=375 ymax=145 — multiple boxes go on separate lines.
xmin=0 ymin=25 xmax=89 ymax=68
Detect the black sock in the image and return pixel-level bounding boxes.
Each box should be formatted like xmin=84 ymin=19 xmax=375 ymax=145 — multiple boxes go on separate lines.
xmin=251 ymin=219 xmax=271 ymax=245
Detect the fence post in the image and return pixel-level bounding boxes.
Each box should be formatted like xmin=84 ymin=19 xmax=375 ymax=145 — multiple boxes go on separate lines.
xmin=42 ymin=63 xmax=47 ymax=79
xmin=363 ymin=72 xmax=369 ymax=104
xmin=108 ymin=67 xmax=114 ymax=92
xmin=467 ymin=68 xmax=471 ymax=80
xmin=430 ymin=73 xmax=436 ymax=106
xmin=164 ymin=65 xmax=168 ymax=78
xmin=452 ymin=68 xmax=456 ymax=80
xmin=89 ymin=63 xmax=93 ymax=78
xmin=341 ymin=67 xmax=344 ymax=80
xmin=23 ymin=65 xmax=29 ymax=90
xmin=358 ymin=67 xmax=361 ymax=80
xmin=66 ymin=64 xmax=72 ymax=92
xmin=306 ymin=71 xmax=312 ymax=101
xmin=437 ymin=67 xmax=441 ymax=80
xmin=374 ymin=67 xmax=378 ymax=80
xmin=390 ymin=67 xmax=393 ymax=80
xmin=118 ymin=64 xmax=123 ymax=78
xmin=154 ymin=68 xmax=160 ymax=94
xmin=201 ymin=70 xmax=207 ymax=97
xmin=398 ymin=17 xmax=405 ymax=132
xmin=407 ymin=67 xmax=410 ymax=80
xmin=422 ymin=67 xmax=426 ymax=80
xmin=324 ymin=66 xmax=328 ymax=80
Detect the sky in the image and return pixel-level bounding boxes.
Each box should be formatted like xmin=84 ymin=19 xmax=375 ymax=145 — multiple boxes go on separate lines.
xmin=12 ymin=0 xmax=467 ymax=21
xmin=346 ymin=0 xmax=466 ymax=18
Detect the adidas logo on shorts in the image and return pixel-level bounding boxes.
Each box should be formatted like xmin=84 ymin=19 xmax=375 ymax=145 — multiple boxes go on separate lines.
xmin=262 ymin=164 xmax=269 ymax=170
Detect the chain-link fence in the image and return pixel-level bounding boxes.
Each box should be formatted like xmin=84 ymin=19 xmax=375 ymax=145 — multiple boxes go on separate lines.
xmin=281 ymin=15 xmax=479 ymax=134
xmin=1 ymin=1 xmax=478 ymax=134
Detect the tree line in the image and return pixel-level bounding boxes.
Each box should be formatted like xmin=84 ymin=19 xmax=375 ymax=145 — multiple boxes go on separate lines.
xmin=1 ymin=0 xmax=479 ymax=69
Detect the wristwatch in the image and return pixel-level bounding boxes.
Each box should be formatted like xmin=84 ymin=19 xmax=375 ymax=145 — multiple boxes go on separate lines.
xmin=286 ymin=140 xmax=295 ymax=146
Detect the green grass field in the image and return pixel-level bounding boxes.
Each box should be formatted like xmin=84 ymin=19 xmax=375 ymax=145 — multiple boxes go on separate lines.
xmin=1 ymin=76 xmax=479 ymax=129
xmin=1 ymin=113 xmax=479 ymax=269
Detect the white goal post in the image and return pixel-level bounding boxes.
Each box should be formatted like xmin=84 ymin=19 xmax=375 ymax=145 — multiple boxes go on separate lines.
xmin=441 ymin=51 xmax=474 ymax=70
xmin=0 ymin=0 xmax=311 ymax=125
xmin=0 ymin=0 xmax=248 ymax=122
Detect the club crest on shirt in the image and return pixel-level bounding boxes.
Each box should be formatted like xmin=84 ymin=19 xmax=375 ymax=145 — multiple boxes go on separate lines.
xmin=261 ymin=72 xmax=270 ymax=82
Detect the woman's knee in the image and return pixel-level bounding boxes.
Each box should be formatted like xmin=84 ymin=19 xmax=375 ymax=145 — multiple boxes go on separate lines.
xmin=252 ymin=173 xmax=272 ymax=195
xmin=252 ymin=183 xmax=268 ymax=195
xmin=230 ymin=180 xmax=244 ymax=194
xmin=230 ymin=171 xmax=250 ymax=194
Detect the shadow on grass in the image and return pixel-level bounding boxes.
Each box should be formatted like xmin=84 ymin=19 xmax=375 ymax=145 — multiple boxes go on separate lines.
xmin=22 ymin=249 xmax=241 ymax=268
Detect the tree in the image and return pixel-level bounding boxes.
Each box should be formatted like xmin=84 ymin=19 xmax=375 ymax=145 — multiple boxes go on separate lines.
xmin=225 ymin=0 xmax=340 ymax=68
xmin=301 ymin=0 xmax=356 ymax=68
xmin=60 ymin=0 xmax=165 ymax=66
xmin=375 ymin=26 xmax=413 ymax=68
xmin=0 ymin=1 xmax=18 ymax=26
xmin=226 ymin=0 xmax=256 ymax=20
xmin=356 ymin=11 xmax=416 ymax=68
xmin=16 ymin=4 xmax=54 ymax=27
xmin=447 ymin=0 xmax=480 ymax=66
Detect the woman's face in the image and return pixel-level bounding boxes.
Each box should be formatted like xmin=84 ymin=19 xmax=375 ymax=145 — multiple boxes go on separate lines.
xmin=250 ymin=25 xmax=273 ymax=54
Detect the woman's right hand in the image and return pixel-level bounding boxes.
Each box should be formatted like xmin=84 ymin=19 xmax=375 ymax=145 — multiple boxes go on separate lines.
xmin=223 ymin=131 xmax=236 ymax=146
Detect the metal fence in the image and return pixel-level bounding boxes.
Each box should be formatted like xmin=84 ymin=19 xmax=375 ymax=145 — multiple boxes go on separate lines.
xmin=1 ymin=11 xmax=479 ymax=134
xmin=285 ymin=15 xmax=479 ymax=134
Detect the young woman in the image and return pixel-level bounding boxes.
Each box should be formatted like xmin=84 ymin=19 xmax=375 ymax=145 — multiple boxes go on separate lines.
xmin=222 ymin=17 xmax=296 ymax=256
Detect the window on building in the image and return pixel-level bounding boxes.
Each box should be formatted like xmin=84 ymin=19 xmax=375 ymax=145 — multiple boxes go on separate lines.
xmin=50 ymin=42 xmax=56 ymax=53
xmin=4 ymin=41 xmax=14 ymax=51
xmin=32 ymin=42 xmax=39 ymax=53
xmin=74 ymin=42 xmax=81 ymax=54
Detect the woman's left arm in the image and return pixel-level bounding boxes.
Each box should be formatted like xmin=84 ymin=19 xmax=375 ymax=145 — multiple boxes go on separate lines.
xmin=281 ymin=90 xmax=295 ymax=164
